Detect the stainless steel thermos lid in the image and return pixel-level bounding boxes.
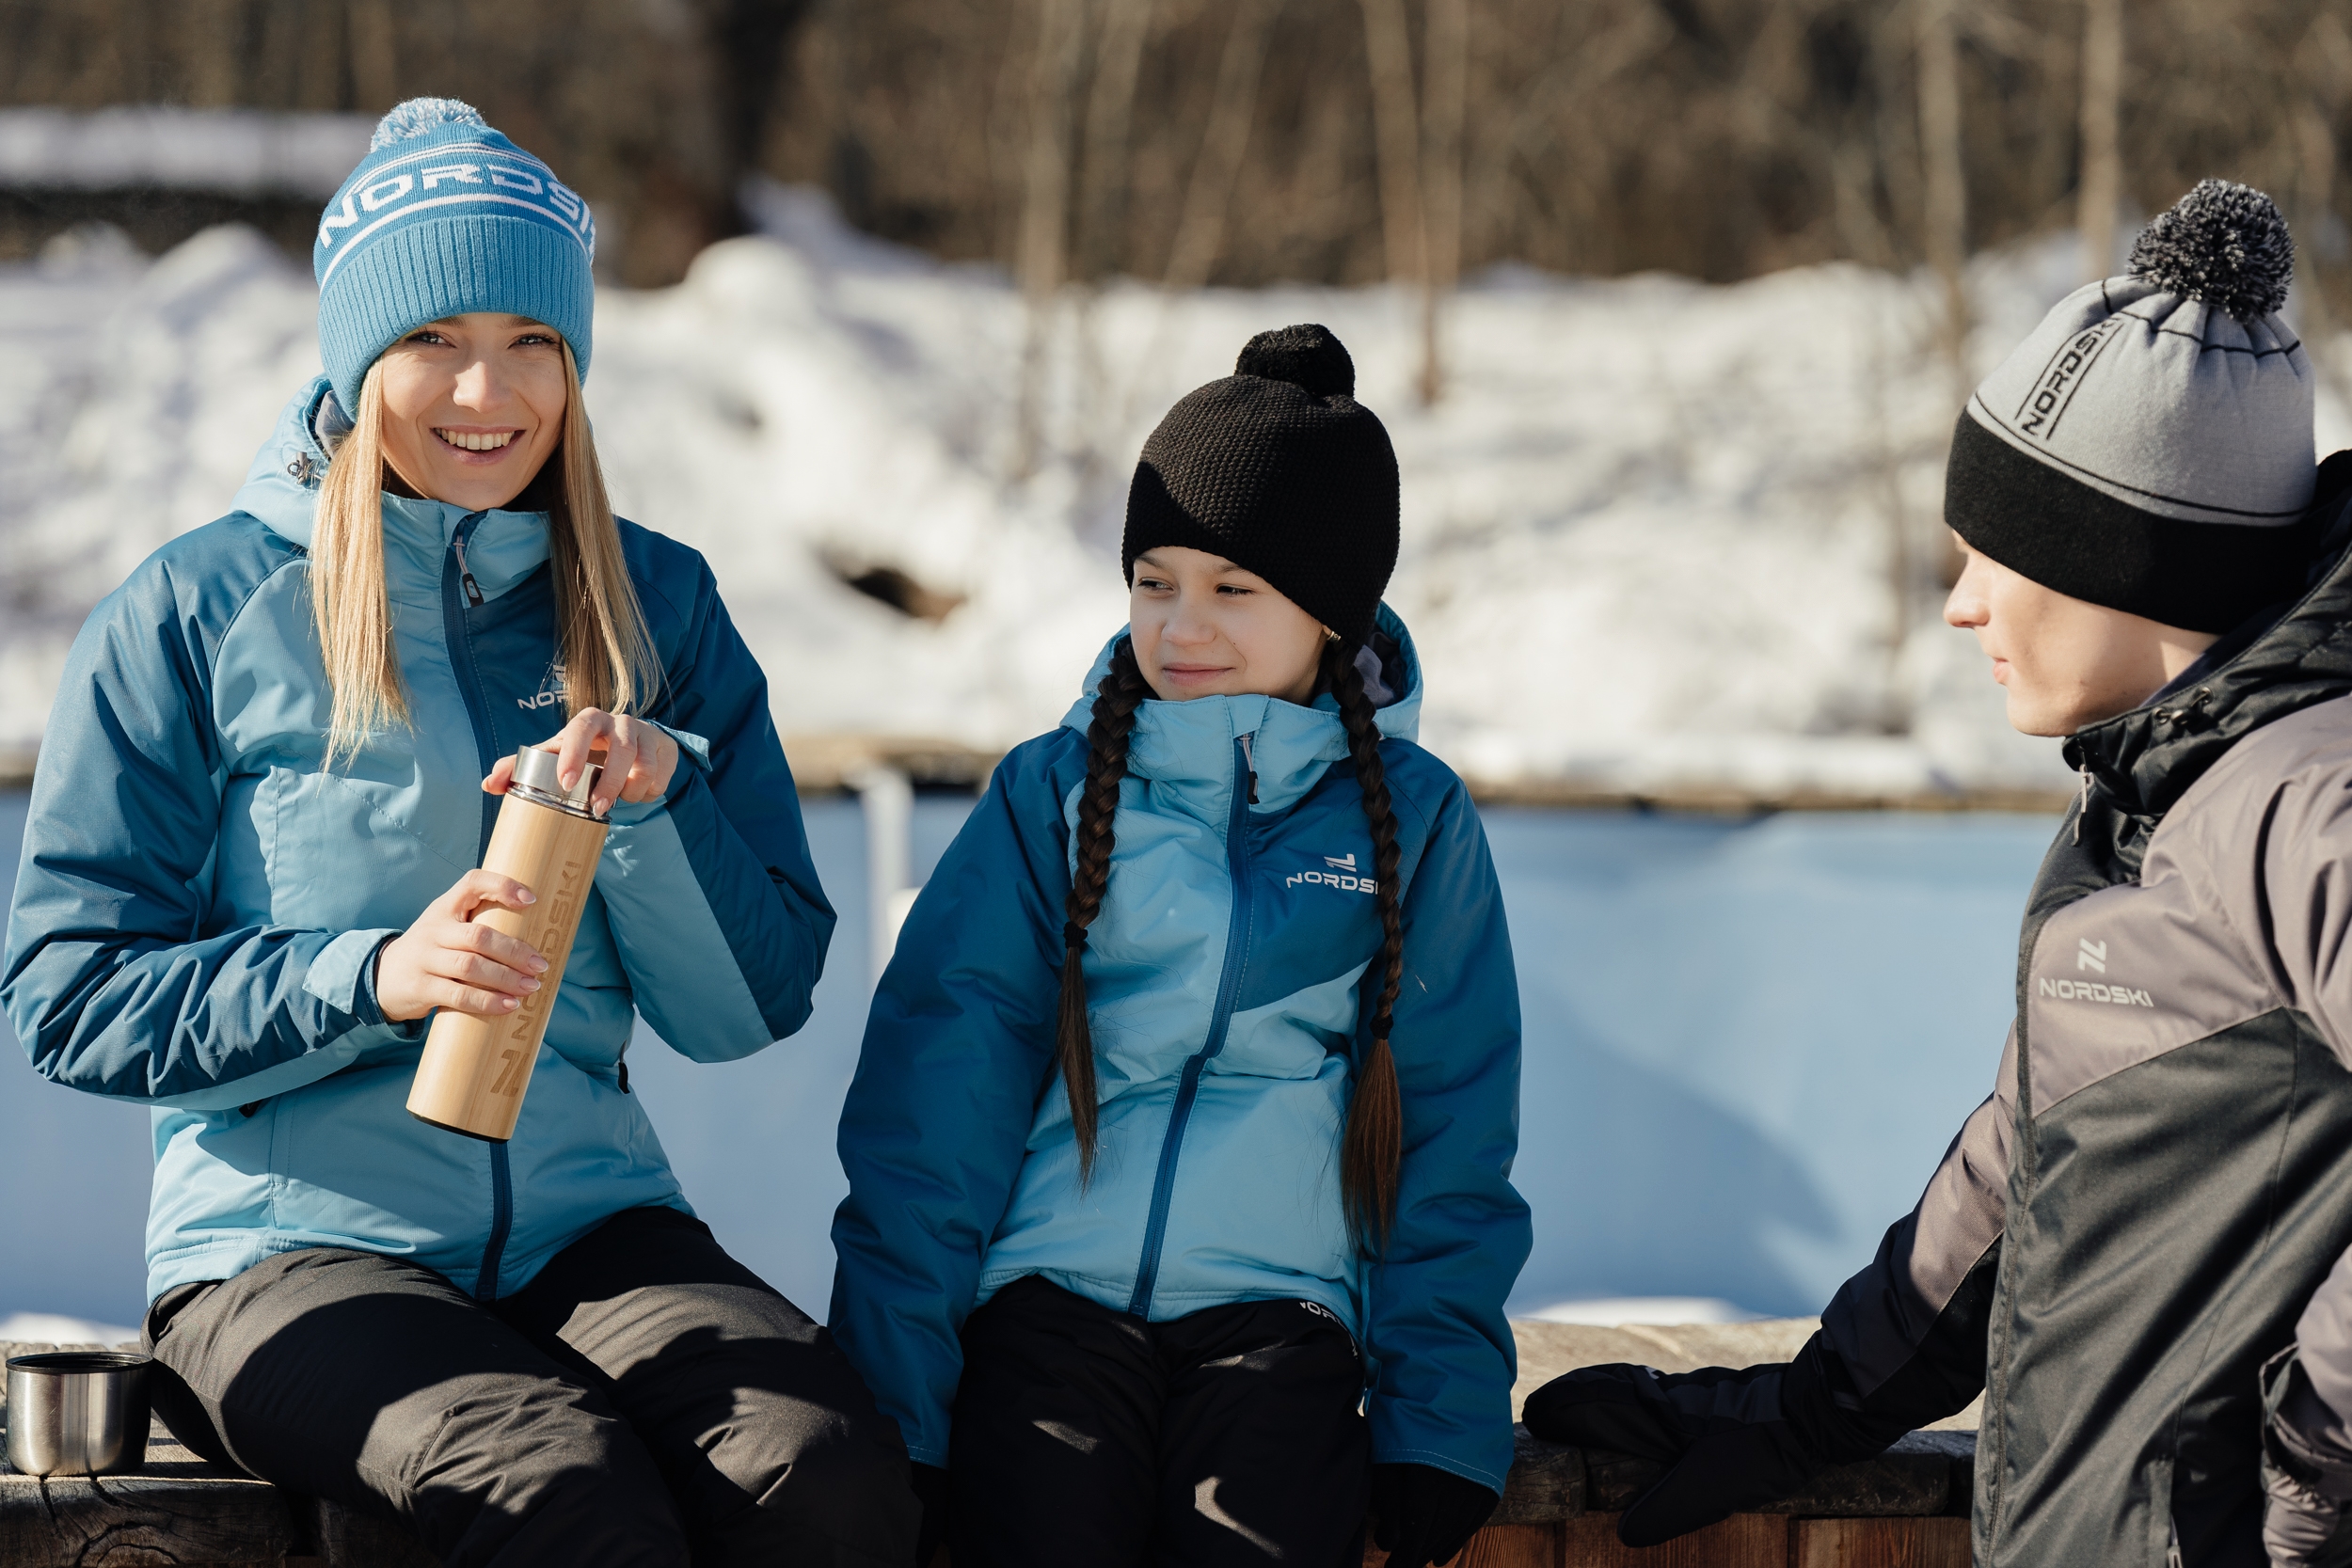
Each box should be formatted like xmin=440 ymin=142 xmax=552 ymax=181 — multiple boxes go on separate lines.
xmin=510 ymin=746 xmax=603 ymax=817
xmin=6 ymin=1351 xmax=152 ymax=1477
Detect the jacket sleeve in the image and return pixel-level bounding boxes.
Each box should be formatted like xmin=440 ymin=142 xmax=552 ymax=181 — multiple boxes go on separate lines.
xmin=827 ymin=739 xmax=1073 ymax=1467
xmin=1814 ymin=1030 xmax=2011 ymax=1428
xmin=1362 ymin=769 xmax=1534 ymax=1494
xmin=596 ymin=556 xmax=834 ymax=1061
xmin=2 ymin=553 xmax=412 ymax=1111
xmin=2242 ymin=764 xmax=2352 ymax=1431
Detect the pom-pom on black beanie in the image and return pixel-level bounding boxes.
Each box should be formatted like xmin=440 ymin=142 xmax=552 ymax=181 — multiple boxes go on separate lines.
xmin=1122 ymin=324 xmax=1401 ymax=643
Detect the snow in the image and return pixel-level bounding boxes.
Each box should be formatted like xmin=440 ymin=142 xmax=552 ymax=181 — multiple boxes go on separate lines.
xmin=0 ymin=107 xmax=371 ymax=198
xmin=0 ymin=1310 xmax=139 ymax=1347
xmin=7 ymin=182 xmax=2344 ymax=791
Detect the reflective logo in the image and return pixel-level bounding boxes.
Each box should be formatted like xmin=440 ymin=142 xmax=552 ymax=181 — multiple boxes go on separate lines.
xmin=2077 ymin=939 xmax=2107 ymax=974
xmin=1286 ymin=857 xmax=1378 ymax=895
xmin=2039 ymin=975 xmax=2154 ymax=1007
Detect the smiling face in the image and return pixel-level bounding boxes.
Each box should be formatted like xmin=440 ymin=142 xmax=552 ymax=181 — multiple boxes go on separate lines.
xmin=375 ymin=313 xmax=569 ymax=512
xmin=1944 ymin=534 xmax=2217 ymax=736
xmin=1129 ymin=546 xmax=1329 ymax=705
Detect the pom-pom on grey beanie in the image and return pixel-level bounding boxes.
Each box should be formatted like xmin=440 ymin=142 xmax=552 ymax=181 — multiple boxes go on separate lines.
xmin=1946 ymin=179 xmax=2317 ymax=633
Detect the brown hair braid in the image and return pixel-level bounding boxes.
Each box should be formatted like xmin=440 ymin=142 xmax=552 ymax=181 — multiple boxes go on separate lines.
xmin=1058 ymin=638 xmax=1152 ymax=1183
xmin=1327 ymin=639 xmax=1406 ymax=1247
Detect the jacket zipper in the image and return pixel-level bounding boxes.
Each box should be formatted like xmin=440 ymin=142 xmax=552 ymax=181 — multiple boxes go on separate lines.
xmin=1126 ymin=732 xmax=1256 ymax=1317
xmin=439 ymin=510 xmax=516 ymax=1301
xmin=453 ymin=531 xmax=485 ymax=608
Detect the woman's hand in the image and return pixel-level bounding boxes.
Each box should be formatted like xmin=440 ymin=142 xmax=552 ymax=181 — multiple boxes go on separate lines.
xmin=483 ymin=708 xmax=677 ymax=817
xmin=374 ymin=870 xmax=549 ymax=1022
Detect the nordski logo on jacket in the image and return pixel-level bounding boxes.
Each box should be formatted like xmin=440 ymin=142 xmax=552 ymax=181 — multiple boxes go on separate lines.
xmin=1288 ymin=856 xmax=1378 ymax=895
xmin=2039 ymin=976 xmax=2154 ymax=1007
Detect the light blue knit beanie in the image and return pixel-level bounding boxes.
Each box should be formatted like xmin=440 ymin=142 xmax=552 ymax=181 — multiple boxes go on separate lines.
xmin=313 ymin=98 xmax=596 ymax=415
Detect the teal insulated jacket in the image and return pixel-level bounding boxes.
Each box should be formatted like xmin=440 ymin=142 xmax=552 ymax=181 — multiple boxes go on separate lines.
xmin=2 ymin=377 xmax=834 ymax=1304
xmin=830 ymin=612 xmax=1531 ymax=1491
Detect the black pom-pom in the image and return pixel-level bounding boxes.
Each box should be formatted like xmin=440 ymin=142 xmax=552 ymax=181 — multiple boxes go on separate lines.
xmin=1236 ymin=323 xmax=1355 ymax=398
xmin=2127 ymin=179 xmax=2295 ymax=321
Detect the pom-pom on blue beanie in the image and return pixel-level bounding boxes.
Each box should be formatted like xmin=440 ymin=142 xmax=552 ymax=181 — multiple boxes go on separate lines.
xmin=313 ymin=97 xmax=596 ymax=415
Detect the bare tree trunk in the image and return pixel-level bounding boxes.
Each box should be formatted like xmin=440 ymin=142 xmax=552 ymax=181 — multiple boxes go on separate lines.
xmin=1917 ymin=0 xmax=1970 ymax=404
xmin=1418 ymin=0 xmax=1468 ymax=404
xmin=2291 ymin=14 xmax=2352 ymax=416
xmin=346 ymin=0 xmax=401 ymax=109
xmin=1358 ymin=0 xmax=1423 ymax=291
xmin=1161 ymin=0 xmax=1284 ymax=291
xmin=1078 ymin=0 xmax=1155 ymax=282
xmin=1013 ymin=0 xmax=1089 ymax=478
xmin=2078 ymin=0 xmax=2123 ymax=282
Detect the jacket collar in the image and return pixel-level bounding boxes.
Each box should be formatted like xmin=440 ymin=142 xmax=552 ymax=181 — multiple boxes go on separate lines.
xmin=1060 ymin=605 xmax=1423 ymax=817
xmin=2067 ymin=480 xmax=2352 ymax=824
xmin=230 ymin=375 xmax=553 ymax=606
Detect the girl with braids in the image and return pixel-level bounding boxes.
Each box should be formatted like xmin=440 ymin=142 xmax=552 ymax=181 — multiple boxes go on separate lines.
xmin=832 ymin=325 xmax=1530 ymax=1568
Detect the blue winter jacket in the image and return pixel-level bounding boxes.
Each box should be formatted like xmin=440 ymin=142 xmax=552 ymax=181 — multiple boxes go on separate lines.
xmin=831 ymin=612 xmax=1530 ymax=1491
xmin=2 ymin=376 xmax=834 ymax=1304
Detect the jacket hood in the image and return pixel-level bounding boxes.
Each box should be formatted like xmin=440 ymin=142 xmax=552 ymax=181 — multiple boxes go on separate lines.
xmin=1060 ymin=603 xmax=1422 ymax=816
xmin=230 ymin=374 xmax=554 ymax=603
xmin=2067 ymin=467 xmax=2352 ymax=829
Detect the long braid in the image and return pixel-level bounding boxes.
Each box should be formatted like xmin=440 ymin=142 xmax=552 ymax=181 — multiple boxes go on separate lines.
xmin=1327 ymin=640 xmax=1406 ymax=1247
xmin=1059 ymin=638 xmax=1152 ymax=1183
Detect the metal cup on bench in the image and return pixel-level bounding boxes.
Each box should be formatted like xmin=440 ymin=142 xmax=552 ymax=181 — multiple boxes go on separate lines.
xmin=6 ymin=1352 xmax=151 ymax=1476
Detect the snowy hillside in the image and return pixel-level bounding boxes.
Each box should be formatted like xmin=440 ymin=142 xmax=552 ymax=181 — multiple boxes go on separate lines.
xmin=8 ymin=187 xmax=2337 ymax=794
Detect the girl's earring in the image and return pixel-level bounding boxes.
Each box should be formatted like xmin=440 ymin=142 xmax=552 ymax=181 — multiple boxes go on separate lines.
xmin=1323 ymin=626 xmax=1341 ymax=642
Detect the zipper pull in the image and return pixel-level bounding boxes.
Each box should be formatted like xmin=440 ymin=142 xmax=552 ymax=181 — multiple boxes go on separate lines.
xmin=2075 ymin=764 xmax=2090 ymax=845
xmin=1239 ymin=733 xmax=1259 ymax=805
xmin=453 ymin=533 xmax=485 ymax=608
xmin=617 ymin=1060 xmax=629 ymax=1094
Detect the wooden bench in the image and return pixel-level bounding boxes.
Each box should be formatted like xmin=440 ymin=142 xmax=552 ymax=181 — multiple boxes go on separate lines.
xmin=0 ymin=1328 xmax=1978 ymax=1566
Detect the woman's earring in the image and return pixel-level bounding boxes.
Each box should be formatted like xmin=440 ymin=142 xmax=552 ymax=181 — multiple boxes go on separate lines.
xmin=1323 ymin=626 xmax=1341 ymax=642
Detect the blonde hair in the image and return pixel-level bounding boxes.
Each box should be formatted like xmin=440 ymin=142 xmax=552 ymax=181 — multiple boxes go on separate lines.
xmin=311 ymin=340 xmax=659 ymax=764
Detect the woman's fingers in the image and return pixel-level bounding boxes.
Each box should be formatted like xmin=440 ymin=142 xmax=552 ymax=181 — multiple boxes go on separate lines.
xmin=447 ymin=869 xmax=536 ymax=918
xmin=455 ymin=920 xmax=548 ymax=976
xmin=593 ymin=718 xmax=655 ymax=814
xmin=482 ymin=753 xmax=517 ymax=795
xmin=616 ymin=725 xmax=676 ymax=804
xmin=430 ymin=946 xmax=541 ymax=997
xmin=432 ymin=978 xmax=523 ymax=1017
xmin=554 ymin=709 xmax=615 ymax=793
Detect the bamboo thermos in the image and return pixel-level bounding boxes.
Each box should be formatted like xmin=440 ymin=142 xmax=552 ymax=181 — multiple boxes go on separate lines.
xmin=407 ymin=746 xmax=609 ymax=1142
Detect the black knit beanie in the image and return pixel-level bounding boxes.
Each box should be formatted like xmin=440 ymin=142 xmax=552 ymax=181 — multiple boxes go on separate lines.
xmin=1122 ymin=324 xmax=1401 ymax=643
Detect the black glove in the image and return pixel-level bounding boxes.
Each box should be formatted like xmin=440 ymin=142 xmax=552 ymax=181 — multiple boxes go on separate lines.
xmin=1519 ymin=1333 xmax=1907 ymax=1547
xmin=1369 ymin=1462 xmax=1498 ymax=1568
xmin=909 ymin=1461 xmax=950 ymax=1567
xmin=2261 ymin=1346 xmax=2352 ymax=1567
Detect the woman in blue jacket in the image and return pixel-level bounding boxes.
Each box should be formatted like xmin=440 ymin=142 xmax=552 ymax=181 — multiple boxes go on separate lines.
xmin=1 ymin=100 xmax=912 ymax=1567
xmin=831 ymin=325 xmax=1530 ymax=1567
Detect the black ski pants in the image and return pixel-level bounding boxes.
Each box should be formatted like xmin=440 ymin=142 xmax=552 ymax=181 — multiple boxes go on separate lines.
xmin=948 ymin=1274 xmax=1370 ymax=1567
xmin=143 ymin=1206 xmax=917 ymax=1568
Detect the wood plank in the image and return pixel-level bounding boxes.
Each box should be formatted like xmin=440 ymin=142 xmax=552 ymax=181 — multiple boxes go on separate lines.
xmin=1560 ymin=1513 xmax=1788 ymax=1567
xmin=1790 ymin=1517 xmax=1969 ymax=1568
xmin=1493 ymin=1425 xmax=1585 ymax=1524
xmin=1364 ymin=1522 xmax=1561 ymax=1567
xmin=0 ymin=1462 xmax=294 ymax=1567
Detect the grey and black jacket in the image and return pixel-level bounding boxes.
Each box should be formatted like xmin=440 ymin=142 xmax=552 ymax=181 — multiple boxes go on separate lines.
xmin=1819 ymin=470 xmax=2352 ymax=1565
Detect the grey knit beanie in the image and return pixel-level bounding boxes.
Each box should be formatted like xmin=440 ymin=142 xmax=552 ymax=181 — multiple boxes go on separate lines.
xmin=1946 ymin=180 xmax=2317 ymax=633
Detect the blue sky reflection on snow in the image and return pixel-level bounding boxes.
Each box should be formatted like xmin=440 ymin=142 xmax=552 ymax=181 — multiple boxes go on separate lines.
xmin=0 ymin=790 xmax=2048 ymax=1326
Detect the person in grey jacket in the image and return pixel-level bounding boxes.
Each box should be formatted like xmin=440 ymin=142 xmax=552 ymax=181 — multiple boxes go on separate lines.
xmin=1526 ymin=181 xmax=2352 ymax=1567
